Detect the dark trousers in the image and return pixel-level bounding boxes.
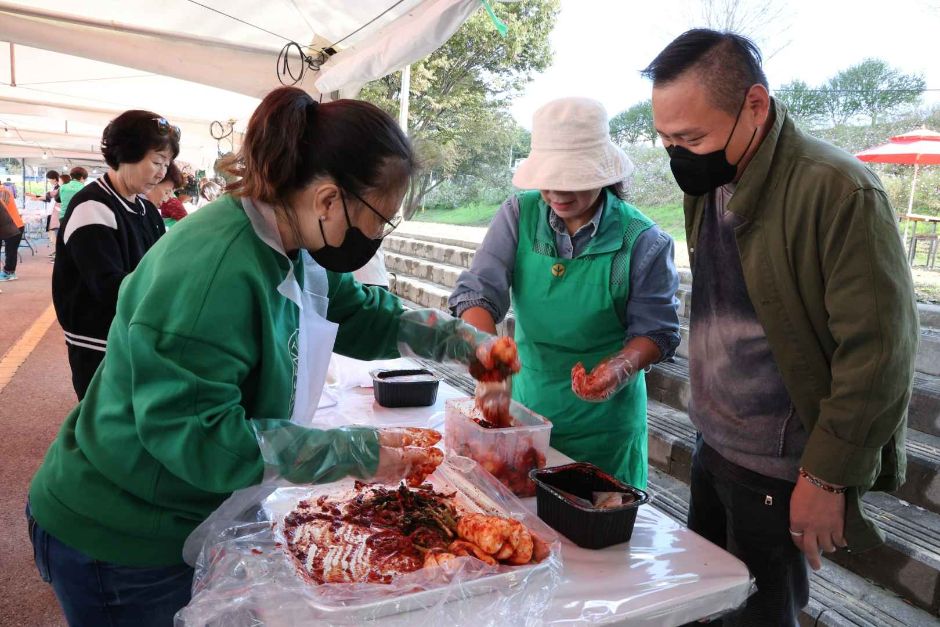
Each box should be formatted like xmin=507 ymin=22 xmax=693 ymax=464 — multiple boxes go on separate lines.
xmin=2 ymin=226 xmax=24 ymax=272
xmin=687 ymin=436 xmax=809 ymax=626
xmin=67 ymin=344 xmax=105 ymax=400
xmin=27 ymin=503 xmax=193 ymax=626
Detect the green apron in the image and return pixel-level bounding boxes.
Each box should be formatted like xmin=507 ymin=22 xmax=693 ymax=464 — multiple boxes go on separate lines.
xmin=511 ymin=190 xmax=653 ymax=488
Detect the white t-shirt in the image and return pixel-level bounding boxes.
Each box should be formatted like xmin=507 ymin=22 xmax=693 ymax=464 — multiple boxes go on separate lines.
xmin=352 ymin=248 xmax=389 ymax=287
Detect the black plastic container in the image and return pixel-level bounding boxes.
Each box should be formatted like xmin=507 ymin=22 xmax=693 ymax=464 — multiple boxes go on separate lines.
xmin=529 ymin=462 xmax=649 ymax=549
xmin=370 ymin=369 xmax=441 ymax=408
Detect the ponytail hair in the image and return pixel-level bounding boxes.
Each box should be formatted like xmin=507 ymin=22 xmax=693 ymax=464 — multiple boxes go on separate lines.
xmin=223 ymin=86 xmax=415 ymax=208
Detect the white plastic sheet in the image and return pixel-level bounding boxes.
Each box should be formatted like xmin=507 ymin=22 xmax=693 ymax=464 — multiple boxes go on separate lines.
xmin=181 ymin=377 xmax=754 ymax=626
xmin=176 ymin=457 xmax=563 ymax=626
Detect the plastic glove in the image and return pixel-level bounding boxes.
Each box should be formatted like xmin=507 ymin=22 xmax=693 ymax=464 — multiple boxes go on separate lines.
xmin=475 ymin=379 xmax=513 ymax=427
xmin=397 ymin=309 xmax=520 ymax=381
xmin=376 ymin=426 xmax=444 ymax=485
xmin=376 ymin=426 xmax=442 ymax=448
xmin=375 ymin=446 xmax=444 ymax=486
xmin=571 ymin=350 xmax=639 ymax=402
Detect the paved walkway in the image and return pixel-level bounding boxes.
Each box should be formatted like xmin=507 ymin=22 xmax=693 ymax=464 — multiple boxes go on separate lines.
xmin=0 ymin=238 xmax=70 ymax=626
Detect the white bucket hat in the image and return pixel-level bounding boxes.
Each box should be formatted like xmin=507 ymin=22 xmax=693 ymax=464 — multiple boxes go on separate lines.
xmin=512 ymin=97 xmax=634 ymax=192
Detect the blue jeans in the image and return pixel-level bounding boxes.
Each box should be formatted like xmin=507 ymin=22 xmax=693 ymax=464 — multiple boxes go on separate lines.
xmin=26 ymin=503 xmax=193 ymax=626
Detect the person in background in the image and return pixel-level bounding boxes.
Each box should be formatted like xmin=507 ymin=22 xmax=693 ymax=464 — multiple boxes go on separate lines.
xmin=27 ymin=85 xmax=515 ymax=625
xmin=0 ymin=182 xmax=24 ymax=284
xmin=57 ymin=167 xmax=89 ymax=220
xmin=52 ymin=110 xmax=177 ymax=399
xmin=145 ymin=162 xmax=188 ymax=228
xmin=28 ymin=170 xmax=60 ymax=239
xmin=3 ymin=177 xmax=16 ymax=199
xmin=450 ymin=97 xmax=681 ymax=488
xmin=643 ymin=30 xmax=918 ymax=625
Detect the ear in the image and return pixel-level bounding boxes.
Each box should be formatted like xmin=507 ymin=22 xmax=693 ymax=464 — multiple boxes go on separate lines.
xmin=746 ymin=84 xmax=771 ymax=127
xmin=311 ymin=181 xmax=342 ymax=220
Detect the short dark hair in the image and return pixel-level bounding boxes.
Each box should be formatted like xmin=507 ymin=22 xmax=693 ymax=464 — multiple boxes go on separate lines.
xmin=59 ymin=174 xmax=71 ymax=185
xmin=69 ymin=166 xmax=88 ymax=180
xmin=46 ymin=170 xmax=59 ymax=180
xmin=100 ymin=110 xmax=181 ymax=169
xmin=223 ymin=86 xmax=415 ymax=209
xmin=161 ymin=162 xmax=184 ymax=188
xmin=641 ymin=29 xmax=768 ymax=115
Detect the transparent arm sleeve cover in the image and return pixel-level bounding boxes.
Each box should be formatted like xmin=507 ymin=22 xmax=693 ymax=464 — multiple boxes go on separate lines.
xmin=396 ymin=308 xmax=491 ymax=367
xmin=252 ymin=419 xmax=381 ymax=484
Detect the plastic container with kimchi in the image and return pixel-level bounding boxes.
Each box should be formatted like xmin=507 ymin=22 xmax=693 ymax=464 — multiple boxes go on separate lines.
xmin=444 ymin=397 xmax=552 ymax=497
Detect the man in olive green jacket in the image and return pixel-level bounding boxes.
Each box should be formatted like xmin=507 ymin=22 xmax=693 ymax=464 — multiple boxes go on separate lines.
xmin=644 ymin=30 xmax=918 ymax=625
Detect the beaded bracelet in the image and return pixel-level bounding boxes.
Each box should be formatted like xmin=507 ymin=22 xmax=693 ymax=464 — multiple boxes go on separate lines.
xmin=799 ymin=467 xmax=848 ymax=494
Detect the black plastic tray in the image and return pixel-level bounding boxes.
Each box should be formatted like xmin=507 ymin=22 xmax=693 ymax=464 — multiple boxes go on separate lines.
xmin=529 ymin=462 xmax=649 ymax=549
xmin=369 ymin=369 xmax=441 ymax=408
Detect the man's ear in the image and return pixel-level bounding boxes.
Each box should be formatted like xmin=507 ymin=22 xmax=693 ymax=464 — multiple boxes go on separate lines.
xmin=748 ymin=84 xmax=772 ymax=127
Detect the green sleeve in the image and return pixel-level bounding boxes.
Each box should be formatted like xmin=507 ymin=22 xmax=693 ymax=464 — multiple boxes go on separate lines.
xmin=800 ymin=188 xmax=919 ymax=486
xmin=128 ymin=322 xmax=265 ymax=494
xmin=326 ymin=270 xmax=404 ymax=360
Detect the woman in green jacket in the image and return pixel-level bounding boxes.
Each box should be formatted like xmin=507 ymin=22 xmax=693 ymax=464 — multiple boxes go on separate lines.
xmin=450 ymin=98 xmax=681 ymax=488
xmin=27 ymin=86 xmax=515 ymax=626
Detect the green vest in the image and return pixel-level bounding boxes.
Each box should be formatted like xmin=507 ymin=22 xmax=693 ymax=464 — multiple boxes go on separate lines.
xmin=511 ymin=190 xmax=653 ymax=488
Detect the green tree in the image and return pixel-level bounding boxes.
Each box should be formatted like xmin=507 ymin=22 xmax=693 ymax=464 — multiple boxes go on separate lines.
xmin=774 ymin=80 xmax=825 ymax=127
xmin=610 ymin=100 xmax=657 ymax=146
xmin=360 ymin=0 xmax=559 ymax=217
xmin=835 ymin=58 xmax=925 ymax=125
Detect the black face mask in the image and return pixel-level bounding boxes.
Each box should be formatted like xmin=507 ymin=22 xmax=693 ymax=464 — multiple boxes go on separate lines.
xmin=309 ymin=194 xmax=382 ymax=273
xmin=665 ymin=94 xmax=757 ymax=196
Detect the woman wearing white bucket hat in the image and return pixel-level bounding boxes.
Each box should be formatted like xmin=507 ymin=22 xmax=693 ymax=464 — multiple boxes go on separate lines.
xmin=449 ymin=97 xmax=681 ymax=488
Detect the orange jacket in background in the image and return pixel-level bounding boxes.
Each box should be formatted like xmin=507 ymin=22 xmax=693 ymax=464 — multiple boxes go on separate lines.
xmin=0 ymin=186 xmax=23 ymax=228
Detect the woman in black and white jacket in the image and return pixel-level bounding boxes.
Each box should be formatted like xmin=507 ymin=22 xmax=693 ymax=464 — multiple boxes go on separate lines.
xmin=53 ymin=110 xmax=179 ymax=399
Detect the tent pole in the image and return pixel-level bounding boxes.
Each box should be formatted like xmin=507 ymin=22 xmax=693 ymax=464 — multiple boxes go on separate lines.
xmin=908 ymin=162 xmax=920 ymax=214
xmin=398 ymin=64 xmax=411 ymax=135
xmin=9 ymin=43 xmax=15 ymax=87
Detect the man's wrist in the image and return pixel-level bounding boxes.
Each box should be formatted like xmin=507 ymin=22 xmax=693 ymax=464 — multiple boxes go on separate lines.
xmin=799 ymin=467 xmax=847 ymax=494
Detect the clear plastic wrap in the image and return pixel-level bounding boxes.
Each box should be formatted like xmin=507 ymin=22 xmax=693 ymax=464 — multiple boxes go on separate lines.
xmin=176 ymin=456 xmax=563 ymax=626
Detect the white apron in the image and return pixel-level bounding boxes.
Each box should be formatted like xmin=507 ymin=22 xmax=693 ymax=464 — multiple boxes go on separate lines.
xmin=242 ymin=198 xmax=338 ymax=426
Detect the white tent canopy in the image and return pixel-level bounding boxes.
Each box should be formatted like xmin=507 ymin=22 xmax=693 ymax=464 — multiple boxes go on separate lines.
xmin=0 ymin=0 xmax=491 ymax=169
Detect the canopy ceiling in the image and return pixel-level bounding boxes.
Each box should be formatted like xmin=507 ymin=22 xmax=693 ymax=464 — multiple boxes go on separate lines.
xmin=0 ymin=0 xmax=490 ymax=169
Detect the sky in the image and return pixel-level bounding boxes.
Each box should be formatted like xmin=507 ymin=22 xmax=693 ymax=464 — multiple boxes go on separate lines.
xmin=510 ymin=0 xmax=940 ymax=127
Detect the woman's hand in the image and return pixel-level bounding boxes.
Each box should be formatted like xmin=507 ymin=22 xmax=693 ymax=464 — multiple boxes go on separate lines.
xmin=469 ymin=336 xmax=521 ymax=383
xmin=374 ymin=427 xmax=444 ymax=485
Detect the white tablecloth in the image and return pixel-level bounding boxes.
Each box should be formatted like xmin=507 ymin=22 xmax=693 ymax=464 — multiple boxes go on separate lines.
xmin=318 ymin=370 xmax=752 ymax=626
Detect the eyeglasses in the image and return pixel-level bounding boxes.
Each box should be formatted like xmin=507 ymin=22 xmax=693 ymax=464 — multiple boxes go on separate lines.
xmin=152 ymin=117 xmax=181 ymax=141
xmin=342 ymin=188 xmax=402 ymax=239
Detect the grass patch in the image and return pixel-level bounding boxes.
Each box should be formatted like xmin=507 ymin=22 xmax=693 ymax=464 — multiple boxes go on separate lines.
xmin=635 ymin=203 xmax=685 ymax=242
xmin=411 ymin=202 xmax=500 ymax=227
xmin=411 ymin=200 xmax=686 ymax=238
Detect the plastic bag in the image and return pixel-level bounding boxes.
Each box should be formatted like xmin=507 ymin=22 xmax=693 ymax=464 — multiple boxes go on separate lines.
xmin=176 ymin=456 xmax=562 ymax=626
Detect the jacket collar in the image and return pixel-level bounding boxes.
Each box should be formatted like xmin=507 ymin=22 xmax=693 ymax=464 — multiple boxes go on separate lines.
xmin=724 ymin=98 xmax=791 ymax=223
xmin=535 ymin=188 xmax=624 ymax=256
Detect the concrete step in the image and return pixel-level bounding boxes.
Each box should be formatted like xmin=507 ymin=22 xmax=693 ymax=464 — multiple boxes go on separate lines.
xmin=645 ymin=398 xmax=940 ymax=615
xmin=918 ymin=329 xmax=940 ymax=377
xmin=388 ymin=273 xmax=450 ymax=311
xmin=647 ymin=357 xmax=940 ymax=514
xmin=649 ymin=354 xmax=940 ymax=444
xmin=383 ymin=235 xmax=476 ymax=269
xmin=648 ymin=468 xmax=939 ymax=627
xmin=389 ymin=229 xmax=940 ymax=332
xmin=410 ymin=351 xmax=940 ymax=619
xmin=385 ymin=251 xmax=463 ymax=290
